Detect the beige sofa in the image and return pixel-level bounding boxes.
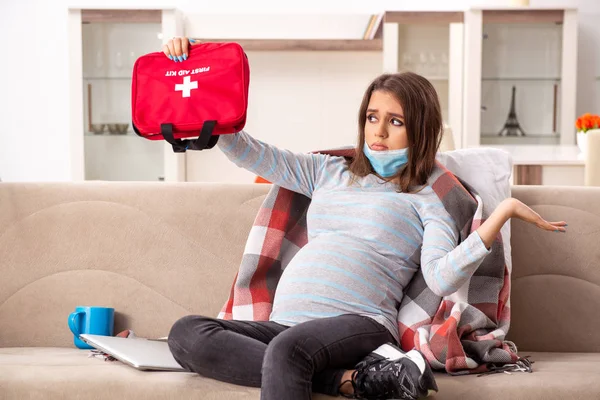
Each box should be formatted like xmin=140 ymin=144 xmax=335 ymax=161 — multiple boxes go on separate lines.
xmin=1 ymin=182 xmax=600 ymax=399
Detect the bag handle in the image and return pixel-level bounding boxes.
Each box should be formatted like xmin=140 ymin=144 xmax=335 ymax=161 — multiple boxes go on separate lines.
xmin=161 ymin=121 xmax=219 ymax=153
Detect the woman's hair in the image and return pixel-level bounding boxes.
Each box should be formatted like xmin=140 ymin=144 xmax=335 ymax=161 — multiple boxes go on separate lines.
xmin=348 ymin=72 xmax=443 ymax=193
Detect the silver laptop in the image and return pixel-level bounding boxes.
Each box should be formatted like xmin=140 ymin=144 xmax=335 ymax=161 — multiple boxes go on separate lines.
xmin=79 ymin=334 xmax=186 ymax=371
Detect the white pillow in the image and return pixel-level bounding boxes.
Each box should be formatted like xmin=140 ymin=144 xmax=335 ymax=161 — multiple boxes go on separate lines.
xmin=437 ymin=148 xmax=513 ymax=272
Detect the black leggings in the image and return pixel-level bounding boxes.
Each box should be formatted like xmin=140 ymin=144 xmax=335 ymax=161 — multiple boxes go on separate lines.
xmin=168 ymin=313 xmax=395 ymax=399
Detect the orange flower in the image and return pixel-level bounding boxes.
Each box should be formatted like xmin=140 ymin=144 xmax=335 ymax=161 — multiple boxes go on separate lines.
xmin=576 ymin=113 xmax=600 ymax=132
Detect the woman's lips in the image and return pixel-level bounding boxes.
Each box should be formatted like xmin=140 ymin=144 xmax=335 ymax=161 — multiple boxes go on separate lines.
xmin=370 ymin=143 xmax=388 ymax=151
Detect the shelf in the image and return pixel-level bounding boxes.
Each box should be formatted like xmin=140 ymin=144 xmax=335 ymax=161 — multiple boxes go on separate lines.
xmin=83 ymin=77 xmax=132 ymax=80
xmin=202 ymin=39 xmax=382 ymax=52
xmin=482 ymin=77 xmax=561 ymax=81
xmin=384 ymin=11 xmax=464 ymax=24
xmin=85 ymin=132 xmax=136 ymax=137
xmin=480 ymin=9 xmax=565 ymax=24
xmin=480 ymin=134 xmax=560 ymax=146
xmin=81 ymin=9 xmax=162 ymax=24
xmin=481 ymin=132 xmax=559 ymax=137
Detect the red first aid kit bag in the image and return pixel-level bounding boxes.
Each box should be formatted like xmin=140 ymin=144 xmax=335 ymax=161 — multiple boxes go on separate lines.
xmin=132 ymin=42 xmax=249 ymax=152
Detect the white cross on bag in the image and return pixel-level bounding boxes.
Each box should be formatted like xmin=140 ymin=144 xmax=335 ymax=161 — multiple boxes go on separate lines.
xmin=175 ymin=76 xmax=198 ymax=98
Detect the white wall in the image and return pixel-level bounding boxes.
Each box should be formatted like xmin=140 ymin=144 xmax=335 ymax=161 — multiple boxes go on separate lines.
xmin=1 ymin=0 xmax=599 ymax=182
xmin=0 ymin=1 xmax=72 ymax=182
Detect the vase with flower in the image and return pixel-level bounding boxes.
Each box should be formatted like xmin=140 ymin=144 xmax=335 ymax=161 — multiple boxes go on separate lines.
xmin=576 ymin=113 xmax=600 ymax=154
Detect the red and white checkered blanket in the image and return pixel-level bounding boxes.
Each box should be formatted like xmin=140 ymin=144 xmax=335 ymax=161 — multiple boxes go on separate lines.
xmin=218 ymin=150 xmax=519 ymax=374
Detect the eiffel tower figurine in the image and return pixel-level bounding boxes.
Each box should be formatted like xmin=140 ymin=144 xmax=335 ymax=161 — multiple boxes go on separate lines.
xmin=498 ymin=86 xmax=526 ymax=136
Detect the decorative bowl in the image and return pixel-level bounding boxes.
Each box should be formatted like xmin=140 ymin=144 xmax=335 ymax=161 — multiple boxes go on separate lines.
xmin=90 ymin=124 xmax=106 ymax=134
xmin=107 ymin=123 xmax=129 ymax=135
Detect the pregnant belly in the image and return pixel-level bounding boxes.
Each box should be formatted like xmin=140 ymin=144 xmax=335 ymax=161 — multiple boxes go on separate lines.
xmin=269 ymin=236 xmax=400 ymax=324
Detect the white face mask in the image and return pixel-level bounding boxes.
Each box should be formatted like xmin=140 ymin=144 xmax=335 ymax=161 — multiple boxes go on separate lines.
xmin=363 ymin=142 xmax=409 ymax=177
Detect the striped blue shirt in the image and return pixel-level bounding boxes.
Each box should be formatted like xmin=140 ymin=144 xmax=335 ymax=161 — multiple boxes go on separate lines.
xmin=218 ymin=131 xmax=490 ymax=342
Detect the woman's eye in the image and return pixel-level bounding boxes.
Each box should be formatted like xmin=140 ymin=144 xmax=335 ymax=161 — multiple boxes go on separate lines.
xmin=367 ymin=115 xmax=378 ymax=123
xmin=391 ymin=118 xmax=404 ymax=127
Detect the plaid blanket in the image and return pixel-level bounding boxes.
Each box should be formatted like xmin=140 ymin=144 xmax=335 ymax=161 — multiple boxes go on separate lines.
xmin=218 ymin=150 xmax=520 ymax=374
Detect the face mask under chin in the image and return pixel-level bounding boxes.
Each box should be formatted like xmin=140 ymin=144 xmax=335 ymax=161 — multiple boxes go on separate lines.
xmin=363 ymin=142 xmax=409 ymax=178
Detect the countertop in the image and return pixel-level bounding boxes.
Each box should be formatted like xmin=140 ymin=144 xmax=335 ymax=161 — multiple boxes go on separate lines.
xmin=475 ymin=145 xmax=584 ymax=166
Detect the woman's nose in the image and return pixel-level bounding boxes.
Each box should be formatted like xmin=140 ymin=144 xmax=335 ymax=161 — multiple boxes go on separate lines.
xmin=374 ymin=126 xmax=387 ymax=138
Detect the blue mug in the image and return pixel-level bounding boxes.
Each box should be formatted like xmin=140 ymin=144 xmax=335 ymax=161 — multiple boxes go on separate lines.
xmin=68 ymin=306 xmax=114 ymax=349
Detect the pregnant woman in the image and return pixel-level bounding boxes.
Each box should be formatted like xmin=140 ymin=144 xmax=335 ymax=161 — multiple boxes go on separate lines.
xmin=163 ymin=37 xmax=567 ymax=400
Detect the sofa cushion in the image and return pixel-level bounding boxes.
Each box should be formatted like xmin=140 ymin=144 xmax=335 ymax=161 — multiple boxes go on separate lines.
xmin=1 ymin=348 xmax=599 ymax=400
xmin=507 ymin=186 xmax=600 ymax=352
xmin=0 ymin=182 xmax=272 ymax=347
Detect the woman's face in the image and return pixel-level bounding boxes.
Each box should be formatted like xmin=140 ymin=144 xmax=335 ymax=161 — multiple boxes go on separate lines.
xmin=364 ymin=90 xmax=408 ymax=151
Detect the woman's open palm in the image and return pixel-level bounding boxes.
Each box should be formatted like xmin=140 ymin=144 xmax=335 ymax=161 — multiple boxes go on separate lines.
xmin=509 ymin=198 xmax=567 ymax=233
